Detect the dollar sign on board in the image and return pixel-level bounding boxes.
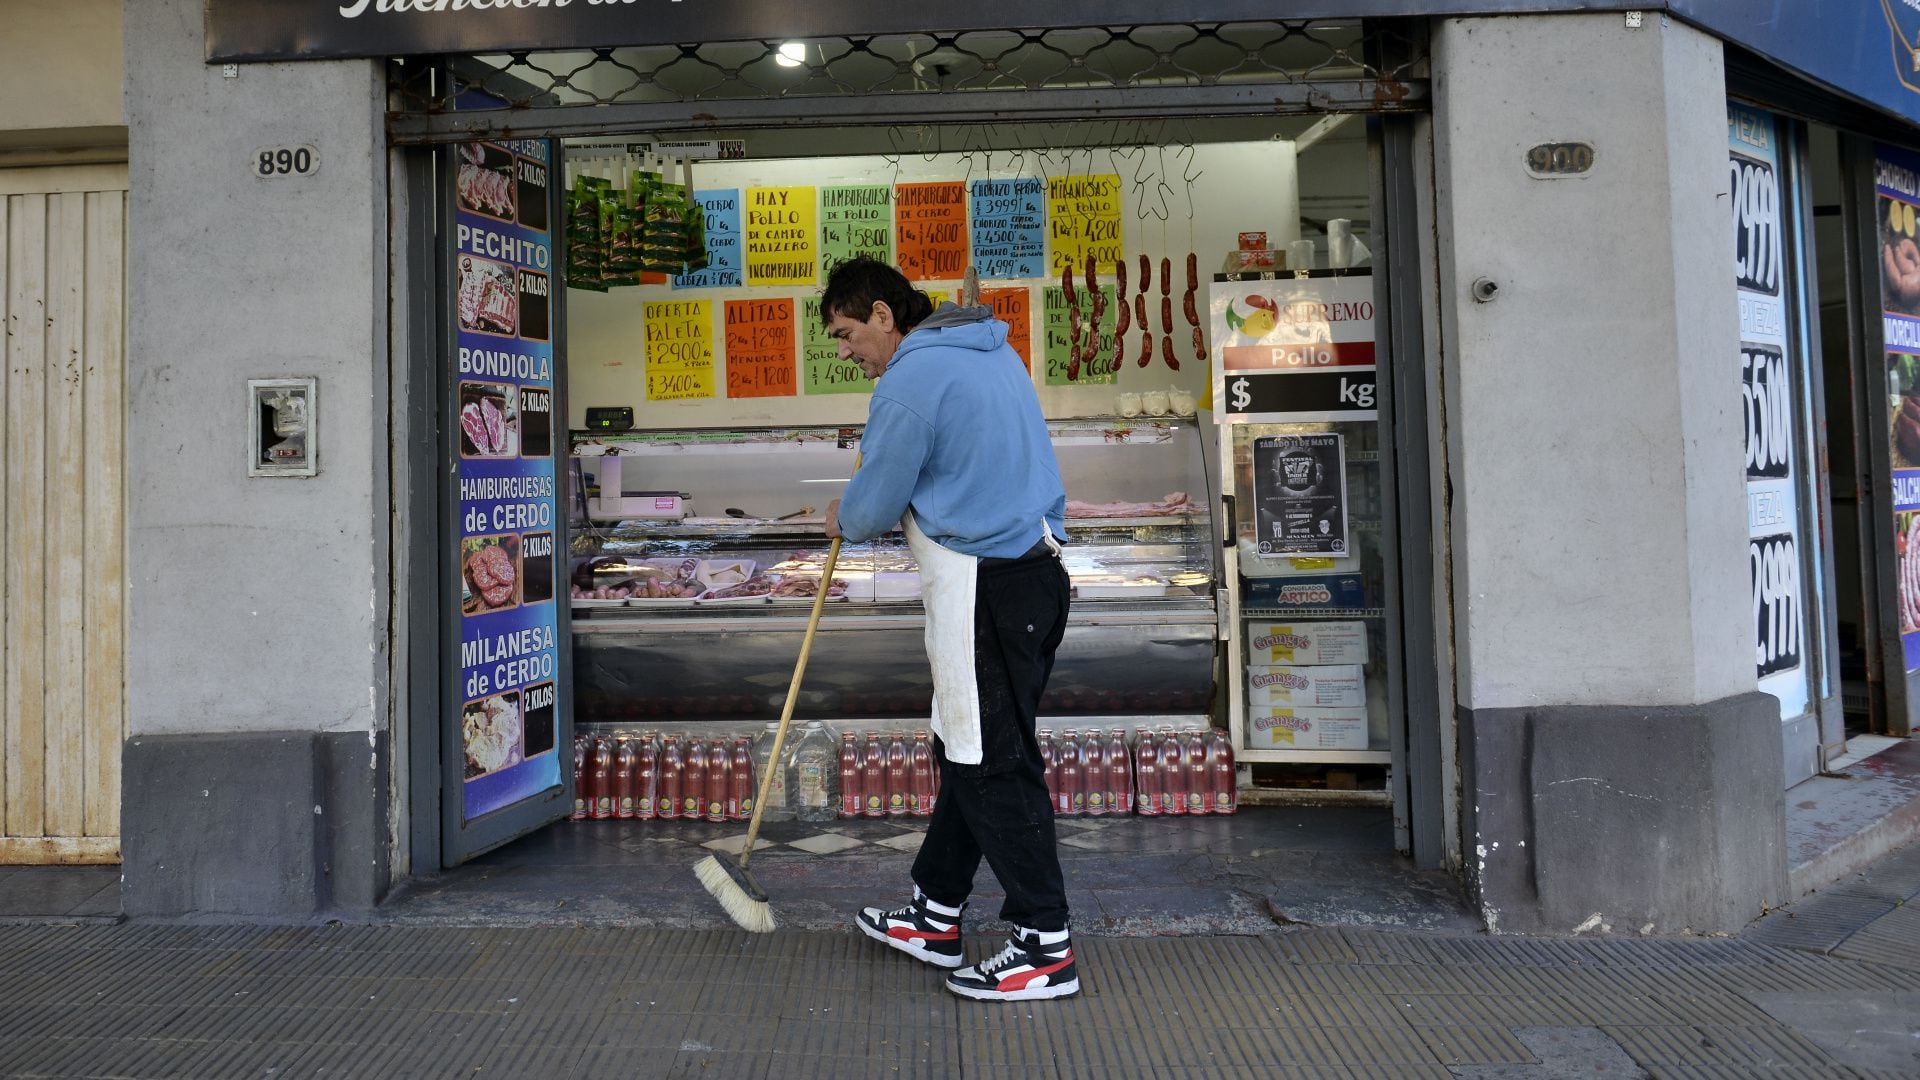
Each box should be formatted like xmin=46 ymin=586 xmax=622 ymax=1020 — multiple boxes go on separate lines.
xmin=1230 ymin=377 xmax=1251 ymax=411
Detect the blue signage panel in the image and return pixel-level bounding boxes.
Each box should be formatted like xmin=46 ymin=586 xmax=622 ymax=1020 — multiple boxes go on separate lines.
xmin=451 ymin=139 xmax=564 ymax=822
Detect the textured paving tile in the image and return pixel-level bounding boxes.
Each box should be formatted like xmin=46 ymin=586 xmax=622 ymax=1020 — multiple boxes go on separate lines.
xmin=1449 ymin=1026 xmax=1647 ymax=1078
xmin=1747 ymin=892 xmax=1901 ymax=954
xmin=1829 ymin=900 xmax=1920 ymax=972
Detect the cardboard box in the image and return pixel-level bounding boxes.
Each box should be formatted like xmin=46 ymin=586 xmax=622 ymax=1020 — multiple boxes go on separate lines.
xmin=1247 ymin=664 xmax=1365 ymax=709
xmin=1245 ymin=621 xmax=1369 ymax=665
xmin=1245 ymin=707 xmax=1369 ymax=750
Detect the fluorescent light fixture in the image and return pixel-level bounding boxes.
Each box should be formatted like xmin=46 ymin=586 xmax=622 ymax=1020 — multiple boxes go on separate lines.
xmin=801 ymin=477 xmax=851 ymax=484
xmin=776 ymin=42 xmax=806 ymax=68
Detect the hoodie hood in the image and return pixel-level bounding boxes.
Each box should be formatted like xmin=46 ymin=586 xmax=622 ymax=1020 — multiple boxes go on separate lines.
xmin=889 ymin=302 xmax=1006 ymax=368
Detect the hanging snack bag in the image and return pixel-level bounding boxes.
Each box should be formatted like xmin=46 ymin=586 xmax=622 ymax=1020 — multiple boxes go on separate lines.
xmin=642 ymin=179 xmax=692 ymax=276
xmin=680 ymin=198 xmax=709 ymax=276
xmin=565 ymin=175 xmax=610 ymax=292
xmin=601 ymin=194 xmax=643 ymax=288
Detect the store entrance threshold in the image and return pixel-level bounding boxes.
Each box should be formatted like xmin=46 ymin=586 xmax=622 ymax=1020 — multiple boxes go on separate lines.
xmin=383 ymin=806 xmax=1478 ymax=935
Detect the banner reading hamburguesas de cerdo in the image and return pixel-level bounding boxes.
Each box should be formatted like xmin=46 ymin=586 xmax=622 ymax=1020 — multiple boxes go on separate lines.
xmin=452 ymin=139 xmax=562 ymax=821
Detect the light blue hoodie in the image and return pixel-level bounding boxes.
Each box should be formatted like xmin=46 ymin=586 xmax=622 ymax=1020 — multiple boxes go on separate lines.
xmin=836 ymin=303 xmax=1066 ymax=558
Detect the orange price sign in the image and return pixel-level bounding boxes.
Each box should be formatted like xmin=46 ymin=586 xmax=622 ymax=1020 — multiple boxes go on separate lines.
xmin=723 ymin=298 xmax=797 ymax=399
xmin=895 ymin=181 xmax=968 ymax=282
xmin=980 ymin=287 xmax=1033 ymax=371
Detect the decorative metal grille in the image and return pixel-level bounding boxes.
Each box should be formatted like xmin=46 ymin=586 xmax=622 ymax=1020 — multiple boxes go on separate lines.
xmin=390 ymin=20 xmax=1425 ymax=136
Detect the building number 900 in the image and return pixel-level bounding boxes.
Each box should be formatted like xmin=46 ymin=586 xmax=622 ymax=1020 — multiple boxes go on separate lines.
xmin=252 ymin=145 xmax=317 ymax=178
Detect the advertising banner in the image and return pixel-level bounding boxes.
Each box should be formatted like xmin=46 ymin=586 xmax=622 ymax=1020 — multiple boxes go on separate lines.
xmin=1210 ymin=272 xmax=1377 ymax=423
xmin=1250 ymin=433 xmax=1349 ymax=557
xmin=453 ymin=139 xmax=564 ymax=823
xmin=1728 ymin=105 xmax=1808 ymax=714
xmin=1878 ymin=142 xmax=1920 ymax=670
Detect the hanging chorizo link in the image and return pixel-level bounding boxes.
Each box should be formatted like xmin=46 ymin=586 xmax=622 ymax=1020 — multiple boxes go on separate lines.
xmin=1162 ymin=334 xmax=1179 ymax=371
xmin=1114 ymin=257 xmax=1127 ymax=300
xmin=1185 ymin=251 xmax=1198 ymax=293
xmin=1139 ymin=253 xmax=1151 ymax=297
xmin=1138 ymin=330 xmax=1153 ymax=367
xmin=1160 ymin=257 xmax=1172 ymax=297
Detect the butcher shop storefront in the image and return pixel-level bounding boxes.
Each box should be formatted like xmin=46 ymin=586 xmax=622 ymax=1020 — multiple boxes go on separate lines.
xmin=397 ymin=12 xmax=1444 ymax=869
xmin=145 ymin=0 xmax=1920 ymax=932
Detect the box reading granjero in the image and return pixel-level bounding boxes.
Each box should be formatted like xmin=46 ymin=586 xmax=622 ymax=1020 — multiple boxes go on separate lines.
xmin=1246 ymin=664 xmax=1365 ymax=709
xmin=1245 ymin=707 xmax=1368 ymax=750
xmin=1246 ymin=621 xmax=1368 ymax=665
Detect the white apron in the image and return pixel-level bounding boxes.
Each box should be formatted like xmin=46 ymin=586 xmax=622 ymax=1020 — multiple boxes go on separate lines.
xmin=904 ymin=512 xmax=984 ymax=763
xmin=904 ymin=513 xmax=1061 ymax=765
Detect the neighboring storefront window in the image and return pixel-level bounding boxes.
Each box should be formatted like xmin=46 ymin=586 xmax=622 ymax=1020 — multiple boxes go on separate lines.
xmin=1880 ymin=142 xmax=1920 ymax=672
xmin=1731 ymin=104 xmax=1811 ymax=718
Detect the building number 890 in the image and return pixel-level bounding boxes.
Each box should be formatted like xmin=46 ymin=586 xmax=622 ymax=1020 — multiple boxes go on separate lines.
xmin=254 ymin=146 xmax=316 ymax=178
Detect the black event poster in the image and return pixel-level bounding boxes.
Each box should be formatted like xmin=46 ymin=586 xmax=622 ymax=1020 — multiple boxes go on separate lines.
xmin=1252 ymin=434 xmax=1348 ymax=556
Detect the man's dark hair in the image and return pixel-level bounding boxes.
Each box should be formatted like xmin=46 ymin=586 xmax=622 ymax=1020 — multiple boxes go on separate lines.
xmin=820 ymin=255 xmax=934 ymax=332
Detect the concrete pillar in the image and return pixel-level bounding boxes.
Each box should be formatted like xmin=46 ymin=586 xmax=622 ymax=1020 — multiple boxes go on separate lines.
xmin=1432 ymin=13 xmax=1787 ymax=933
xmin=122 ymin=0 xmax=392 ymax=916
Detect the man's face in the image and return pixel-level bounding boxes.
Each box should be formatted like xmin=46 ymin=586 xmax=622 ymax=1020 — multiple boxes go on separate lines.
xmin=827 ymin=301 xmax=903 ymax=380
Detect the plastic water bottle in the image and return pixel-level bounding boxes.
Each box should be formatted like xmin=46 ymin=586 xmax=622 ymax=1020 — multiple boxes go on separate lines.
xmin=751 ymin=723 xmax=793 ymax=821
xmin=788 ymin=721 xmax=838 ymax=822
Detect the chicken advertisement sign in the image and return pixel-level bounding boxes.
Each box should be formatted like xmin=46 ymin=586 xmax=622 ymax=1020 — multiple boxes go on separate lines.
xmin=453 ymin=139 xmax=564 ymax=822
xmin=1210 ymin=272 xmax=1377 ymax=423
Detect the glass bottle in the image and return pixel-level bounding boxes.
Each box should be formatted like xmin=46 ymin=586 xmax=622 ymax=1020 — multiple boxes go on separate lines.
xmin=910 ymin=733 xmax=934 ymax=816
xmin=636 ymin=732 xmax=659 ymax=820
xmin=1057 ymin=730 xmax=1081 ymax=817
xmin=839 ymin=732 xmax=863 ymax=819
xmin=1184 ymin=730 xmax=1208 ymax=816
xmin=612 ymin=736 xmax=638 ymax=820
xmin=1108 ymin=728 xmax=1132 ymax=817
xmin=1083 ymin=730 xmax=1108 ymax=817
xmin=1039 ymin=729 xmax=1058 ymax=809
xmin=1208 ymin=728 xmax=1237 ymax=815
xmin=658 ymin=735 xmax=683 ymax=820
xmin=571 ymin=734 xmax=589 ymax=821
xmin=590 ymin=735 xmax=615 ymax=820
xmin=1134 ymin=728 xmax=1159 ymax=817
xmin=862 ymin=730 xmax=886 ymax=818
xmin=886 ymin=732 xmax=911 ymax=817
xmin=1158 ymin=727 xmax=1184 ymax=816
xmin=684 ymin=738 xmax=710 ymax=821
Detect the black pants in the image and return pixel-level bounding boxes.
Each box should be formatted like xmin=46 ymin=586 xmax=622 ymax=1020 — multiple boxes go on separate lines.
xmin=911 ymin=553 xmax=1071 ymax=933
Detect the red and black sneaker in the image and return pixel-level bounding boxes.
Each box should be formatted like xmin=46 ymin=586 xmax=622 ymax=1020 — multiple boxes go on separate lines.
xmin=856 ymin=890 xmax=966 ymax=969
xmin=945 ymin=927 xmax=1079 ymax=1002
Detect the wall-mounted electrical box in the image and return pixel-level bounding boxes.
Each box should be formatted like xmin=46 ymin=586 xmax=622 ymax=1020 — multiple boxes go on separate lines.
xmin=248 ymin=377 xmax=317 ymax=477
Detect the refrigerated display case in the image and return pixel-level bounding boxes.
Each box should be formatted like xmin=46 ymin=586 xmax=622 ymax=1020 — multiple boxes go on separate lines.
xmin=568 ymin=418 xmax=1220 ymax=728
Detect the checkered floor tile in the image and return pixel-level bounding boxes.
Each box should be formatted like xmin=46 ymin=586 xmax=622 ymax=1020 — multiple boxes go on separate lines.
xmin=786 ymin=833 xmax=868 ymax=854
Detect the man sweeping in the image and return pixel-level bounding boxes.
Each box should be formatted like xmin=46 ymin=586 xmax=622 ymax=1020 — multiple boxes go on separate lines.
xmin=822 ymin=256 xmax=1079 ymax=1002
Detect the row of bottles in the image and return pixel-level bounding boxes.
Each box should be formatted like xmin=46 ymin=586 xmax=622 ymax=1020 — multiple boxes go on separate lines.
xmin=1043 ymin=726 xmax=1237 ymax=816
xmin=570 ymin=730 xmax=756 ymax=822
xmin=572 ymin=722 xmax=1237 ymax=822
xmin=837 ymin=729 xmax=939 ymax=820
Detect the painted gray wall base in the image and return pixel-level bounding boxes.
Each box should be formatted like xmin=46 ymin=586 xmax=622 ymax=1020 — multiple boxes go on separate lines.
xmin=1461 ymin=691 xmax=1787 ymax=935
xmin=122 ymin=732 xmax=390 ymax=918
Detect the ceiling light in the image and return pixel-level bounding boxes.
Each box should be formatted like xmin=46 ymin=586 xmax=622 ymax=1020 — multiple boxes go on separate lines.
xmin=776 ymin=42 xmax=806 ymax=68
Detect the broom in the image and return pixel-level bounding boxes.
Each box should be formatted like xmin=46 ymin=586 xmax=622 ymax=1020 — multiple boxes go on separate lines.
xmin=695 ymin=454 xmax=860 ymax=932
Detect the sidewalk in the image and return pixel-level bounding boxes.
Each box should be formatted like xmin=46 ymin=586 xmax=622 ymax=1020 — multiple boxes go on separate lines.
xmin=0 ymin=841 xmax=1915 ymax=1078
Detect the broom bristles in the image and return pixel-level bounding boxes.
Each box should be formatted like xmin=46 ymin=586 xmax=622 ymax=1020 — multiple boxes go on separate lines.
xmin=694 ymin=853 xmax=778 ymax=933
